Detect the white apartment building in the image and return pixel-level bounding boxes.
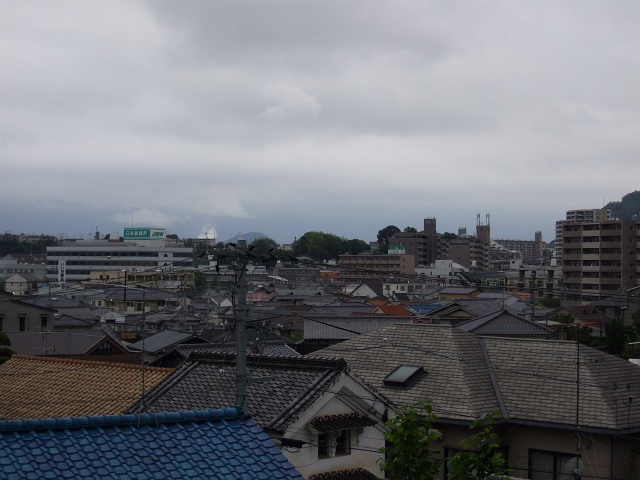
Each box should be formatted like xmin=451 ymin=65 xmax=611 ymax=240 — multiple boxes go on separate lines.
xmin=46 ymin=227 xmax=193 ymax=282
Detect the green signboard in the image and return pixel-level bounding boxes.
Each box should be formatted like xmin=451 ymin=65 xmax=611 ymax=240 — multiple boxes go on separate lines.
xmin=123 ymin=228 xmax=165 ymax=240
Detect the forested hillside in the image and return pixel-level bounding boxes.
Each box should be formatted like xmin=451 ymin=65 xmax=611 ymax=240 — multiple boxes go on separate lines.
xmin=605 ymin=190 xmax=640 ymax=220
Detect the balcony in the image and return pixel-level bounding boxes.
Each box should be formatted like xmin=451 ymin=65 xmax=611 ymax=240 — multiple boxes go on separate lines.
xmin=581 ymin=265 xmax=600 ymax=272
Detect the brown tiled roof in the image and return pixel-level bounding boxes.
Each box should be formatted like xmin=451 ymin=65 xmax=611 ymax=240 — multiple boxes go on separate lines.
xmin=309 ymin=468 xmax=379 ymax=479
xmin=309 ymin=413 xmax=377 ymax=432
xmin=0 ymin=355 xmax=172 ymax=420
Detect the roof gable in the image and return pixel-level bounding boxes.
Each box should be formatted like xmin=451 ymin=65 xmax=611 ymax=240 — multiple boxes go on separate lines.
xmin=6 ymin=330 xmax=127 ymax=356
xmin=133 ymin=355 xmax=348 ymax=434
xmin=456 ymin=310 xmax=555 ymax=336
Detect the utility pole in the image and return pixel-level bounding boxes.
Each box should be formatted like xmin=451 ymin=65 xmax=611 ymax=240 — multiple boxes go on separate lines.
xmin=235 ymin=239 xmax=249 ymax=411
xmin=204 ymin=239 xmax=272 ymax=413
xmin=530 ymin=270 xmax=536 ymax=321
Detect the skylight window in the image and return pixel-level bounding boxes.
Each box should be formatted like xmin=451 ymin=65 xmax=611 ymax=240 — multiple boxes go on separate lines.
xmin=383 ymin=365 xmax=425 ymax=388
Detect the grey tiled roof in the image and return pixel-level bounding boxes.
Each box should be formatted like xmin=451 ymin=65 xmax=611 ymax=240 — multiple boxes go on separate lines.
xmin=455 ymin=310 xmax=555 ymax=336
xmin=174 ymin=342 xmax=302 ymax=359
xmin=129 ymin=329 xmax=207 ymax=354
xmin=304 ymin=316 xmax=414 ymax=340
xmin=6 ymin=329 xmax=128 ymax=356
xmin=309 ymin=325 xmax=500 ymax=421
xmin=483 ymin=336 xmax=640 ymax=432
xmin=309 ymin=324 xmax=640 ymax=433
xmin=455 ymin=299 xmax=505 ymax=317
xmin=134 ymin=355 xmax=347 ymax=434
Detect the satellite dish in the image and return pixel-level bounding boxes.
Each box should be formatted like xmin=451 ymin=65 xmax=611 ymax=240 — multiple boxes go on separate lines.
xmin=564 ymin=457 xmax=584 ymax=477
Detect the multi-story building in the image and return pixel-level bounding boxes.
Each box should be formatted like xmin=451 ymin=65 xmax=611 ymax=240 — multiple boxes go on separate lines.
xmin=389 ymin=216 xmax=491 ymax=270
xmin=388 ymin=218 xmax=437 ymax=266
xmin=338 ymin=253 xmax=415 ymax=284
xmin=555 ymin=208 xmax=611 ymax=262
xmin=560 ymin=219 xmax=639 ymax=302
xmin=493 ymin=231 xmax=545 ymax=265
xmin=46 ymin=228 xmax=193 ymax=282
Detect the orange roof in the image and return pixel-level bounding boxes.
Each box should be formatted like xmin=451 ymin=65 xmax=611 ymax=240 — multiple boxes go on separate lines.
xmin=0 ymin=355 xmax=172 ymax=420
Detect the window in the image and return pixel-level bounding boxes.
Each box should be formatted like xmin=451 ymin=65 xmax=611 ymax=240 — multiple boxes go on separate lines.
xmin=41 ymin=315 xmax=48 ymax=331
xmin=529 ymin=450 xmax=580 ymax=480
xmin=0 ymin=315 xmax=3 ymax=331
xmin=318 ymin=429 xmax=352 ymax=459
xmin=19 ymin=315 xmax=26 ymax=332
xmin=383 ymin=365 xmax=425 ymax=388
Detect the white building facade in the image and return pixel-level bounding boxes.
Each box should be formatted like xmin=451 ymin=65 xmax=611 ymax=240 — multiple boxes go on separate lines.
xmin=46 ymin=228 xmax=193 ymax=282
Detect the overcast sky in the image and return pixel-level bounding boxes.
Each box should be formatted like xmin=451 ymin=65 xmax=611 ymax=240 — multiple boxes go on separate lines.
xmin=2 ymin=1 xmax=638 ymax=245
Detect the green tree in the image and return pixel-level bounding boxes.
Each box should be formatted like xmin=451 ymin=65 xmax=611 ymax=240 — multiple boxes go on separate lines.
xmin=343 ymin=238 xmax=371 ymax=255
xmin=549 ymin=312 xmax=576 ymax=325
xmin=249 ymin=236 xmax=278 ymax=255
xmin=291 ymin=231 xmax=346 ymax=261
xmin=607 ymin=319 xmax=627 ymax=356
xmin=440 ymin=232 xmax=458 ymax=239
xmin=447 ymin=412 xmax=506 ymax=480
xmin=0 ymin=332 xmax=14 ymax=365
xmin=379 ymin=401 xmax=442 ymax=480
xmin=377 ymin=225 xmax=401 ymax=252
xmin=404 ymin=226 xmax=418 ymax=233
xmin=192 ymin=271 xmax=208 ymax=293
xmin=539 ymin=297 xmax=561 ymax=308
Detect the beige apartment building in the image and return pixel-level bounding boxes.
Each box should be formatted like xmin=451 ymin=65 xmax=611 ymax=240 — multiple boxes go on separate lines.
xmin=555 ymin=208 xmax=611 ymax=263
xmin=561 ymin=219 xmax=639 ymax=302
xmin=338 ymin=253 xmax=415 ymax=284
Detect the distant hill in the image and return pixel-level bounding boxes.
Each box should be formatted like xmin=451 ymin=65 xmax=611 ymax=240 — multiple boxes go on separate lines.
xmin=605 ymin=190 xmax=640 ymax=220
xmin=221 ymin=232 xmax=269 ymax=244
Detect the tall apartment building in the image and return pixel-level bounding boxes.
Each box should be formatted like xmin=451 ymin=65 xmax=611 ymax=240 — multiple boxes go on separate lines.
xmin=560 ymin=219 xmax=639 ymax=301
xmin=493 ymin=231 xmax=545 ymax=264
xmin=388 ymin=218 xmax=437 ymax=266
xmin=46 ymin=227 xmax=193 ymax=282
xmin=389 ymin=217 xmax=491 ymax=270
xmin=555 ymin=209 xmax=611 ymax=262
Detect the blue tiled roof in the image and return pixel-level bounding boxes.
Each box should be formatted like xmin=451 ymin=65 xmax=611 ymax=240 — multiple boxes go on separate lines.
xmin=0 ymin=409 xmax=303 ymax=480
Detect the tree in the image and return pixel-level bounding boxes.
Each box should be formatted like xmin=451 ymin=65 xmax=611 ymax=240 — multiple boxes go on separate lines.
xmin=379 ymin=401 xmax=442 ymax=480
xmin=447 ymin=412 xmax=506 ymax=480
xmin=192 ymin=270 xmax=208 ymax=293
xmin=404 ymin=226 xmax=418 ymax=233
xmin=607 ymin=319 xmax=628 ymax=357
xmin=291 ymin=231 xmax=346 ymax=261
xmin=440 ymin=232 xmax=458 ymax=239
xmin=549 ymin=312 xmax=576 ymax=325
xmin=343 ymin=238 xmax=371 ymax=255
xmin=249 ymin=236 xmax=278 ymax=256
xmin=539 ymin=297 xmax=561 ymax=308
xmin=0 ymin=332 xmax=14 ymax=365
xmin=377 ymin=225 xmax=401 ymax=252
